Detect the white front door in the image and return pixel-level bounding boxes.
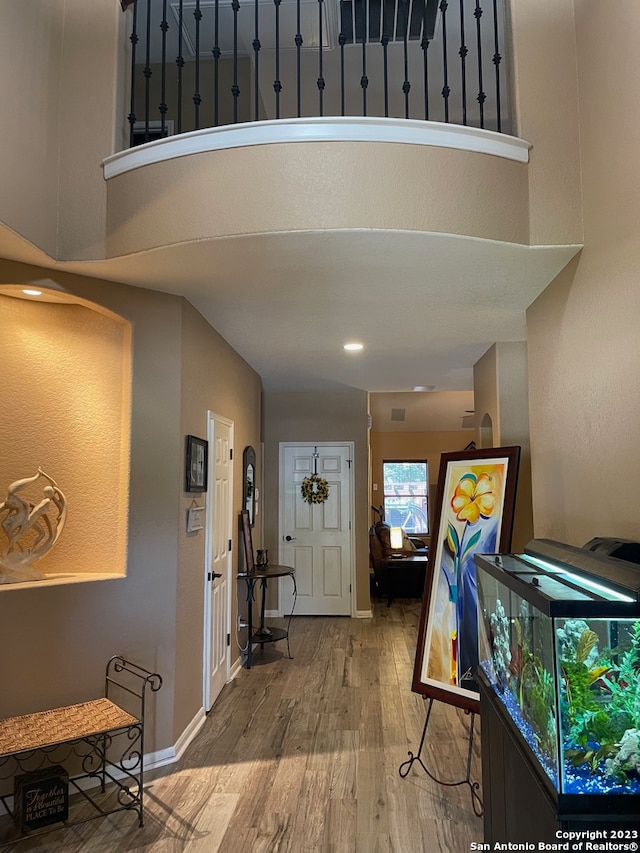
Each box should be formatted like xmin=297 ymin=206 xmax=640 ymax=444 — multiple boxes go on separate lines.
xmin=279 ymin=443 xmax=353 ymax=616
xmin=203 ymin=412 xmax=233 ymax=712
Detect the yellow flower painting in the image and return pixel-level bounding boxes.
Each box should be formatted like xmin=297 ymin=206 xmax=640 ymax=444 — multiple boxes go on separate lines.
xmin=415 ymin=448 xmax=520 ymax=710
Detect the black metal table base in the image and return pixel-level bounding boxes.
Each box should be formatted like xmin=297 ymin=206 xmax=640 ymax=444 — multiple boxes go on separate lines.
xmin=398 ymin=697 xmax=483 ymax=817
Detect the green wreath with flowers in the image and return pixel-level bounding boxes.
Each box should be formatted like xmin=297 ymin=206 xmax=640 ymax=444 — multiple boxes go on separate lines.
xmin=301 ymin=474 xmax=330 ymax=504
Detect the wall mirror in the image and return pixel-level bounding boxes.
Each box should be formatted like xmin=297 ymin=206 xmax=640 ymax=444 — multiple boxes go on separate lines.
xmin=243 ymin=446 xmax=256 ymax=527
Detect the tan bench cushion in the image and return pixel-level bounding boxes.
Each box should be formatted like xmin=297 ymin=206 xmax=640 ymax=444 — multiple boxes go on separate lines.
xmin=0 ymin=698 xmax=138 ymax=758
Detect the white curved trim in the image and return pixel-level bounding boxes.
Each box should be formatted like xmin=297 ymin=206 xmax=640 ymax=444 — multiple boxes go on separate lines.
xmin=102 ymin=117 xmax=531 ymax=180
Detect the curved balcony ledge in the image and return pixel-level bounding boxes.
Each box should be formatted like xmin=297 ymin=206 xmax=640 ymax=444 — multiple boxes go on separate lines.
xmin=103 ymin=118 xmax=533 ymax=258
xmin=103 ymin=117 xmax=531 ymax=180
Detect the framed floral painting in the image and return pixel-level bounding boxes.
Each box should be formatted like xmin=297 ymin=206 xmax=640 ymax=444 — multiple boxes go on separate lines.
xmin=412 ymin=446 xmax=520 ymax=712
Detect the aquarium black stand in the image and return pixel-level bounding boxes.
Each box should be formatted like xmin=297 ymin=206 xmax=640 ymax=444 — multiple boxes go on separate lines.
xmin=398 ymin=697 xmax=483 ymax=817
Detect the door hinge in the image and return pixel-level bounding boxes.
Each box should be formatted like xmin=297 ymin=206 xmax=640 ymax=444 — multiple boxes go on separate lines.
xmin=229 ymin=448 xmax=233 ymax=460
xmin=228 ymin=539 xmax=232 ymax=551
xmin=350 ymin=583 xmax=352 ymax=593
xmin=227 ymin=633 xmax=231 ymax=647
xmin=348 ymin=458 xmax=352 ymax=468
xmin=207 ymin=571 xmax=212 ymax=581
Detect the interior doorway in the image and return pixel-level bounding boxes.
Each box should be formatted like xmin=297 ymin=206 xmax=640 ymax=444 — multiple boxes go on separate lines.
xmin=203 ymin=411 xmax=234 ymax=712
xmin=279 ymin=442 xmax=354 ymax=616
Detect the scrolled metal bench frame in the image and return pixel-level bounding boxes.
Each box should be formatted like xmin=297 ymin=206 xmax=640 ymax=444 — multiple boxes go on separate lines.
xmin=0 ymin=656 xmax=162 ymax=841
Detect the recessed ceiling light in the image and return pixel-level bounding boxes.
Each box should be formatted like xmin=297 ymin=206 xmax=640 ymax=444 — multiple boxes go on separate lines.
xmin=343 ymin=342 xmax=364 ymax=351
xmin=22 ymin=289 xmax=42 ymax=297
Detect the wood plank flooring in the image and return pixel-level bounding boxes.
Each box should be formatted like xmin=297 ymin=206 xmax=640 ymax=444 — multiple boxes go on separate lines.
xmin=0 ymin=600 xmax=483 ymax=852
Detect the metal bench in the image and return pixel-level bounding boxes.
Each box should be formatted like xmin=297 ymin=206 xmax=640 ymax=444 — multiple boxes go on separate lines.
xmin=0 ymin=656 xmax=162 ymax=839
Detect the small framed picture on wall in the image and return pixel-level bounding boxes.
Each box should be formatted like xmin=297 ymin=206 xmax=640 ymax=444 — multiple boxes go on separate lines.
xmin=185 ymin=435 xmax=208 ymax=492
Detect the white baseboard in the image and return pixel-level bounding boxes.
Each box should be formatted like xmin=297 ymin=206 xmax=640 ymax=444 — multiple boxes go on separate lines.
xmin=146 ymin=705 xmax=207 ymax=771
xmin=354 ymin=608 xmax=373 ymax=618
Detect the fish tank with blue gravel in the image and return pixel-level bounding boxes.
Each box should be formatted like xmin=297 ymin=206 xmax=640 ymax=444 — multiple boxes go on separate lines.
xmin=476 ymin=538 xmax=640 ymax=809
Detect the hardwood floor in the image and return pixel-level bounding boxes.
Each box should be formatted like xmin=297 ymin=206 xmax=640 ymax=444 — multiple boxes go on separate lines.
xmin=0 ymin=600 xmax=483 ymax=852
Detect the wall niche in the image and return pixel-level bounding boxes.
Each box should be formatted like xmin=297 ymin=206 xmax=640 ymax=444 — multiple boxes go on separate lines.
xmin=0 ymin=287 xmax=132 ymax=589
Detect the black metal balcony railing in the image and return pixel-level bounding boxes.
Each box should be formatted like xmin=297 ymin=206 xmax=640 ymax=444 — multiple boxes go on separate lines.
xmin=126 ymin=0 xmax=509 ymax=148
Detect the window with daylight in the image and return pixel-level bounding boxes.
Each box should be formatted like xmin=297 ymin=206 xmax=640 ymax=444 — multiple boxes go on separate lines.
xmin=382 ymin=460 xmax=429 ymax=534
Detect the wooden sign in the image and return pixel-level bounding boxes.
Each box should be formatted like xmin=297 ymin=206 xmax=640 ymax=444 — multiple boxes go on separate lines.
xmin=14 ymin=765 xmax=69 ymax=832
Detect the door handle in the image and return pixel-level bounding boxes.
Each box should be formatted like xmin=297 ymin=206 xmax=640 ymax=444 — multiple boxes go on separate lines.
xmin=285 ymin=535 xmax=296 ymax=542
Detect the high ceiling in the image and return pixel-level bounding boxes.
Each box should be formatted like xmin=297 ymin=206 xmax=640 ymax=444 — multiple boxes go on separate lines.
xmin=0 ymin=222 xmax=578 ymax=431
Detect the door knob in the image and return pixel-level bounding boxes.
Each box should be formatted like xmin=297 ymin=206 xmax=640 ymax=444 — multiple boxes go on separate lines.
xmin=285 ymin=535 xmax=296 ymax=541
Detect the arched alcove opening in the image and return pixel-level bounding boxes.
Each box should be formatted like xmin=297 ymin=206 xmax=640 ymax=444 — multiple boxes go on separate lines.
xmin=0 ymin=285 xmax=131 ymax=588
xmin=480 ymin=413 xmax=494 ymax=448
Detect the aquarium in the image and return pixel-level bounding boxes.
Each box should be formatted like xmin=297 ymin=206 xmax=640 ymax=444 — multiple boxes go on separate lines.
xmin=476 ymin=539 xmax=640 ymax=803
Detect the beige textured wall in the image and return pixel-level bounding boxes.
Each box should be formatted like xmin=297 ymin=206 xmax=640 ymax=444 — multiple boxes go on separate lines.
xmin=1 ymin=1 xmax=64 ymax=257
xmin=0 ymin=293 xmax=130 ymax=578
xmin=473 ymin=342 xmax=533 ymax=551
xmin=527 ymin=2 xmax=640 ymax=547
xmin=176 ymin=301 xmax=262 ymax=737
xmin=262 ymin=390 xmax=370 ymax=613
xmin=0 ymin=0 xmax=118 ymax=261
xmin=0 ymin=262 xmax=182 ymax=753
xmin=508 ymin=0 xmax=583 ymax=246
xmin=105 ymin=143 xmax=529 ymax=257
xmin=0 ymin=259 xmax=260 ymax=749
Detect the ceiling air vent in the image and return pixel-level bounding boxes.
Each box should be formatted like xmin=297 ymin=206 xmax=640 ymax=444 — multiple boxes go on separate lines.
xmin=339 ymin=0 xmax=439 ymax=46
xmin=391 ymin=408 xmax=406 ymax=421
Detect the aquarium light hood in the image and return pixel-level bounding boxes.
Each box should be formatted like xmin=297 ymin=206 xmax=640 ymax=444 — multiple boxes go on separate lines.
xmin=523 ymin=539 xmax=640 ymax=602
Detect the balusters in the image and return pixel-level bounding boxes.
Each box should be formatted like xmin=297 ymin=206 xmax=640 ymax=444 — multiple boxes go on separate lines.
xmin=274 ymin=0 xmax=282 ymax=119
xmin=193 ymin=0 xmax=202 ymax=129
xmin=339 ymin=31 xmax=346 ymax=116
xmin=143 ymin=0 xmax=153 ymax=138
xmin=492 ymin=0 xmax=502 ymax=131
xmin=402 ymin=1 xmax=410 ymax=119
xmin=176 ymin=0 xmax=184 ymax=133
xmin=474 ymin=0 xmax=485 ymax=127
xmin=421 ymin=32 xmax=430 ymax=121
xmin=440 ymin=0 xmax=450 ymax=123
xmin=359 ymin=4 xmax=368 ymax=116
xmin=127 ymin=0 xmax=139 ymax=147
xmin=253 ymin=0 xmax=261 ymax=121
xmin=212 ymin=0 xmax=220 ymax=127
xmin=296 ymin=0 xmax=303 ymax=117
xmin=458 ymin=0 xmax=467 ymax=125
xmin=159 ymin=0 xmax=169 ymax=136
xmin=318 ymin=0 xmax=325 ymax=115
xmin=123 ymin=0 xmax=510 ymax=145
xmin=232 ymin=0 xmax=240 ymax=123
xmin=382 ymin=34 xmax=390 ymax=118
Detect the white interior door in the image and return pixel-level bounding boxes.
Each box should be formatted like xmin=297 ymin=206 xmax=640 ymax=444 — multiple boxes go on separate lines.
xmin=279 ymin=443 xmax=353 ymax=616
xmin=203 ymin=412 xmax=233 ymax=712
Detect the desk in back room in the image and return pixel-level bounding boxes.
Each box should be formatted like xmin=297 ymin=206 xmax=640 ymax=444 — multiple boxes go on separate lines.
xmin=383 ymin=554 xmax=428 ymax=605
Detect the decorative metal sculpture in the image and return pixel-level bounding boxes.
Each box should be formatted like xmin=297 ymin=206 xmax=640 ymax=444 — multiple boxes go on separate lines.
xmin=0 ymin=469 xmax=67 ymax=583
